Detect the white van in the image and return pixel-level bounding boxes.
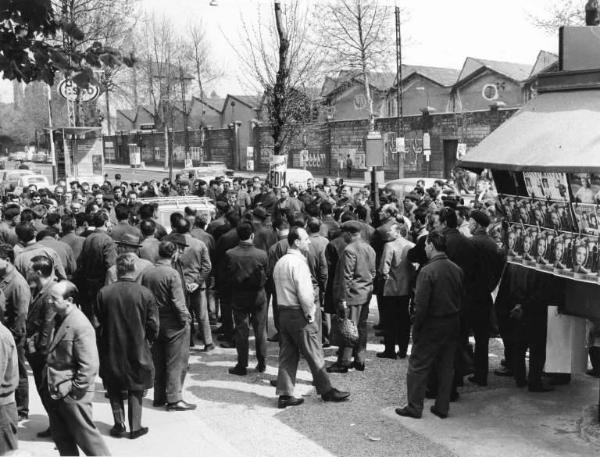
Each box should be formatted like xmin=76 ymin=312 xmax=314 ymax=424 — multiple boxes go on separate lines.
xmin=285 ymin=168 xmax=314 ymax=188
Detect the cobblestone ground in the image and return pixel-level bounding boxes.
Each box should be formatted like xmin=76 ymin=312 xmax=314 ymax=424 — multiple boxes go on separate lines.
xmin=18 ymin=300 xmax=539 ymax=457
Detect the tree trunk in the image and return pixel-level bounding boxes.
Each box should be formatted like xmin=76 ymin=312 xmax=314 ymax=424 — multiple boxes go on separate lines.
xmin=272 ymin=0 xmax=289 ymax=156
xmin=105 ymin=89 xmax=111 ymax=135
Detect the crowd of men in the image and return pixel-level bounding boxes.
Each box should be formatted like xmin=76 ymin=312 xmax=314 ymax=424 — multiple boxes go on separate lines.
xmin=0 ymin=168 xmax=573 ymax=456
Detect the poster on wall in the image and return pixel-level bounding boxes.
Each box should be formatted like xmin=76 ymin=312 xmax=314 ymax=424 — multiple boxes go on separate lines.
xmin=492 ymin=170 xmax=529 ymax=196
xmin=568 ymin=172 xmax=600 ymax=204
xmin=572 ymin=203 xmax=600 ymax=235
xmin=523 ymin=172 xmax=569 ymax=200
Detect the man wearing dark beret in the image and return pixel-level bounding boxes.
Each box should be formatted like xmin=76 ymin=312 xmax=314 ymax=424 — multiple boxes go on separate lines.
xmin=466 ymin=210 xmax=505 ymax=386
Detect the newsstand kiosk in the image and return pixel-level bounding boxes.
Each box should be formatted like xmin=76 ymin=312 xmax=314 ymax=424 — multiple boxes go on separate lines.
xmin=459 ymin=25 xmax=600 ymax=420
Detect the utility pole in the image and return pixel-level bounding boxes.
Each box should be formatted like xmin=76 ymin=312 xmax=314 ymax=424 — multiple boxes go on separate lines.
xmin=395 ymin=5 xmax=404 ymax=179
xmin=179 ymin=62 xmax=192 ymax=166
xmin=47 ymin=84 xmax=57 ymax=183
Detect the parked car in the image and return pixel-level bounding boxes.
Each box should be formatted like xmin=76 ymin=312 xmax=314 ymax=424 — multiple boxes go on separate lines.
xmin=182 ymin=162 xmax=234 ymax=183
xmin=139 ymin=196 xmax=216 ymax=232
xmin=285 ymin=168 xmax=314 ymax=188
xmin=0 ymin=169 xmax=43 ymax=195
xmin=13 ymin=174 xmax=53 ymax=196
xmin=384 ymin=177 xmax=438 ymax=198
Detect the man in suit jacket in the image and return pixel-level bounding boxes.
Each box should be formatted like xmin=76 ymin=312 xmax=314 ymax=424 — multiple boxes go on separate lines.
xmin=225 ymin=223 xmax=268 ymax=376
xmin=25 ymin=255 xmax=56 ymax=436
xmin=467 ymin=210 xmax=505 ymax=386
xmin=376 ymin=222 xmax=415 ymax=359
xmin=141 ymin=241 xmax=196 ymax=412
xmin=0 ymin=319 xmax=18 ymax=455
xmin=74 ymin=211 xmax=117 ymax=325
xmin=96 ymin=253 xmax=159 ymax=439
xmin=327 ymin=221 xmax=376 ymax=373
xmin=45 ymin=280 xmax=110 ymax=456
xmin=396 ymin=232 xmax=464 ymax=419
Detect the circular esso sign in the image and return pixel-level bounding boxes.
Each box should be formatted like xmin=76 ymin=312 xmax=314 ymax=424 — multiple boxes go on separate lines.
xmin=482 ymin=83 xmax=499 ymax=101
xmin=58 ymin=79 xmax=100 ymax=102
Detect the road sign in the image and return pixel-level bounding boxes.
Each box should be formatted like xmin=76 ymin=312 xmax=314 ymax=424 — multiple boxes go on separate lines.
xmin=140 ymin=124 xmax=156 ymax=131
xmin=58 ymin=79 xmax=100 ymax=102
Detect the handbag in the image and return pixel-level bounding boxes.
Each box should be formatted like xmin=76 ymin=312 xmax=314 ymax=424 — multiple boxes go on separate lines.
xmin=330 ymin=315 xmax=359 ymax=348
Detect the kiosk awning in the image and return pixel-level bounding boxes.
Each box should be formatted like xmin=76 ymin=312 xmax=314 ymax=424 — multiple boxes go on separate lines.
xmin=459 ymin=90 xmax=600 ymax=173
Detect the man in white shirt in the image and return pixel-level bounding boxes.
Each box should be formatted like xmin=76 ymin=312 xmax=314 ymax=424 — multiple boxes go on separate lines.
xmin=273 ymin=227 xmax=350 ymax=408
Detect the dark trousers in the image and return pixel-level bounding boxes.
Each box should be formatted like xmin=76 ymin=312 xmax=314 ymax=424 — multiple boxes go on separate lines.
xmin=26 ymin=353 xmax=51 ymax=414
xmin=46 ymin=394 xmax=110 ymax=456
xmin=107 ymin=388 xmax=143 ymax=432
xmin=407 ymin=316 xmax=459 ymax=416
xmin=513 ymin=309 xmax=547 ymax=387
xmin=0 ymin=402 xmax=18 ymax=455
xmin=468 ymin=296 xmax=492 ymax=383
xmin=382 ymin=296 xmax=411 ymax=356
xmin=590 ymin=347 xmax=600 ymax=374
xmin=232 ymin=291 xmax=267 ymax=368
xmin=15 ymin=339 xmax=28 ymax=417
xmin=219 ymin=291 xmax=234 ymax=338
xmin=276 ymin=308 xmax=332 ymax=397
xmin=152 ymin=324 xmax=191 ymax=404
xmin=338 ymin=301 xmax=370 ymax=366
xmin=497 ymin=309 xmax=517 ymax=369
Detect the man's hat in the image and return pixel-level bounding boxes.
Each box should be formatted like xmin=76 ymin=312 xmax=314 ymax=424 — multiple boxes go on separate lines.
xmin=341 ymin=220 xmax=362 ymax=234
xmin=470 ymin=210 xmax=491 ymax=228
xmin=253 ymin=207 xmax=267 ymax=221
xmin=115 ymin=233 xmax=142 ymax=248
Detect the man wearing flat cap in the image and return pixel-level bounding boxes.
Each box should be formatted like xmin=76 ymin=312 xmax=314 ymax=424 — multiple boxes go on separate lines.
xmin=327 ymin=220 xmax=376 ymax=373
xmin=466 ymin=210 xmax=505 ymax=386
xmin=104 ymin=233 xmax=153 ymax=285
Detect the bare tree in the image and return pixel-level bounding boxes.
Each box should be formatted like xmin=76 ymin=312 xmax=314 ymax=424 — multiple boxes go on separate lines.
xmin=232 ymin=1 xmax=323 ymax=156
xmin=315 ymin=0 xmax=394 ymax=130
xmin=529 ymin=0 xmax=584 ymax=34
xmin=185 ymin=22 xmax=223 ymax=101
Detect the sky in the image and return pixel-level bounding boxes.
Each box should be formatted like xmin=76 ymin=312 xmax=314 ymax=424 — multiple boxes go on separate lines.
xmin=0 ymin=0 xmax=560 ymax=102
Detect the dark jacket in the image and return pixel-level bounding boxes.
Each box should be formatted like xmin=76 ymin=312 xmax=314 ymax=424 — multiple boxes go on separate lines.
xmin=96 ymin=279 xmax=159 ymax=390
xmin=76 ymin=230 xmax=117 ymax=284
xmin=214 ymin=228 xmax=240 ymax=292
xmin=252 ymin=222 xmax=278 ymax=253
xmin=469 ymin=229 xmax=505 ymax=298
xmin=0 ymin=265 xmax=31 ymax=340
xmin=141 ymin=260 xmax=190 ymax=333
xmin=61 ymin=232 xmax=85 ymax=262
xmin=412 ymin=254 xmax=464 ymax=338
xmin=324 ymin=236 xmax=348 ymax=313
xmin=226 ymin=241 xmax=268 ymax=307
xmin=26 ymin=280 xmax=56 ymax=356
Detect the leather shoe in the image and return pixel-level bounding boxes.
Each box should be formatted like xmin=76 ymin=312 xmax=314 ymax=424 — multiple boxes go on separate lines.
xmin=395 ymin=406 xmax=421 ymax=419
xmin=153 ymin=400 xmax=166 ymax=407
xmin=228 ymin=365 xmax=247 ymax=376
xmin=267 ymin=333 xmax=280 ymax=342
xmin=467 ymin=375 xmax=487 ymax=386
xmin=528 ymin=384 xmax=554 ymax=393
xmin=278 ymin=396 xmax=304 ymax=409
xmin=129 ymin=427 xmax=149 ymax=440
xmin=270 ymin=379 xmax=278 ymax=387
xmin=397 ymin=351 xmax=407 ymax=359
xmin=494 ymin=367 xmax=513 ymax=377
xmin=219 ymin=341 xmax=235 ymax=349
xmin=352 ymin=361 xmax=365 ymax=371
xmin=376 ymin=351 xmax=397 ymax=360
xmin=110 ymin=423 xmax=126 ymax=438
xmin=430 ymin=406 xmax=448 ymax=419
xmin=586 ymin=369 xmax=600 ymax=378
xmin=326 ymin=364 xmax=348 ymax=374
xmin=217 ymin=333 xmax=233 ymax=342
xmin=166 ymin=400 xmax=197 ymax=411
xmin=255 ymin=362 xmax=266 ymax=373
xmin=201 ymin=343 xmax=215 ymax=352
xmin=321 ymin=388 xmax=350 ymax=402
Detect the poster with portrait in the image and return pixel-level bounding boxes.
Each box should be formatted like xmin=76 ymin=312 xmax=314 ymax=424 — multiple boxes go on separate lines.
xmin=572 ymin=203 xmax=600 ymax=235
xmin=523 ymin=172 xmax=569 ymax=200
xmin=568 ymin=173 xmax=600 ymax=204
xmin=500 ymin=196 xmax=577 ymax=232
xmin=569 ymin=235 xmax=600 ymax=281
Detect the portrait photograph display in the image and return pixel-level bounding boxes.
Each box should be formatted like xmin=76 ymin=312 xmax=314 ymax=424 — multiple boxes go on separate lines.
xmin=523 ymin=172 xmax=569 ymax=200
xmin=498 ymin=195 xmax=577 ymax=232
xmin=572 ymin=203 xmax=600 ymax=235
xmin=568 ymin=172 xmax=600 ymax=204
